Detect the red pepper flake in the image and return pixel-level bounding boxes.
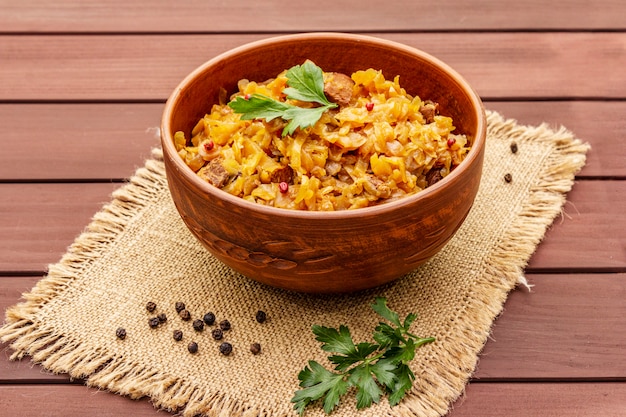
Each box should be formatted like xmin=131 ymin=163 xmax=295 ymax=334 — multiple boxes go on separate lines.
xmin=279 ymin=182 xmax=289 ymax=193
xmin=447 ymin=137 xmax=456 ymax=148
xmin=365 ymin=102 xmax=375 ymax=112
xmin=204 ymin=141 xmax=215 ymax=152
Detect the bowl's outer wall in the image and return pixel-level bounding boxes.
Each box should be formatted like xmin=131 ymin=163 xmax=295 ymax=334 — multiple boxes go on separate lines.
xmin=162 ymin=34 xmax=486 ymax=293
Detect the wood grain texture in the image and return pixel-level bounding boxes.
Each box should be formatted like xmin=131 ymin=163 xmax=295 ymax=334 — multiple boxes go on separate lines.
xmin=0 ymin=102 xmax=622 ymax=181
xmin=447 ymin=382 xmax=626 ymax=417
xmin=1 ymin=0 xmax=624 ymax=414
xmin=474 ymin=274 xmax=626 ymax=380
xmin=0 ymin=385 xmax=161 ymax=416
xmin=0 ymin=183 xmax=120 ymax=273
xmin=488 ymin=101 xmax=626 ymax=179
xmin=0 ymin=382 xmax=623 ymax=417
xmin=1 ymin=0 xmax=624 ymax=32
xmin=0 ymin=103 xmax=162 ymax=181
xmin=1 ymin=33 xmax=624 ymax=101
xmin=527 ymin=180 xmax=626 ymax=271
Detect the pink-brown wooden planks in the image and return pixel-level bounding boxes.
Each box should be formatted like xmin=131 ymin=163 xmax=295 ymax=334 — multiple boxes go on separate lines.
xmin=0 ymin=183 xmax=120 ymax=273
xmin=1 ymin=33 xmax=624 ymax=101
xmin=489 ymin=101 xmax=626 ymax=179
xmin=474 ymin=274 xmax=626 ymax=380
xmin=1 ymin=0 xmax=623 ymax=416
xmin=1 ymin=0 xmax=624 ymax=32
xmin=0 ymin=382 xmax=624 ymax=417
xmin=0 ymin=103 xmax=162 ymax=181
xmin=447 ymin=382 xmax=626 ymax=417
xmin=527 ymin=180 xmax=626 ymax=271
xmin=0 ymin=102 xmax=622 ymax=181
xmin=0 ymin=385 xmax=161 ymax=416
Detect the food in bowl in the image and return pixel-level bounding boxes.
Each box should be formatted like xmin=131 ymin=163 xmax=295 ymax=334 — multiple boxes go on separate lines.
xmin=174 ymin=61 xmax=471 ymax=211
xmin=160 ymin=33 xmax=486 ymax=293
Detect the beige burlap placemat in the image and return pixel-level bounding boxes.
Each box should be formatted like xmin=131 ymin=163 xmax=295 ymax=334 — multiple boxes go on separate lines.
xmin=1 ymin=111 xmax=589 ymax=417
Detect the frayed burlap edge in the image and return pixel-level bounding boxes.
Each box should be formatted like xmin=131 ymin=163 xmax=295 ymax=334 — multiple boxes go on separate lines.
xmin=482 ymin=110 xmax=590 ymax=289
xmin=1 ymin=111 xmax=589 ymax=417
xmin=0 ymin=147 xmax=304 ymax=417
xmin=392 ymin=110 xmax=590 ymax=417
xmin=0 ymin=151 xmax=257 ymax=416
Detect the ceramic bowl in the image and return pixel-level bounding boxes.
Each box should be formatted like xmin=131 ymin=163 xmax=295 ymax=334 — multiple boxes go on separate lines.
xmin=161 ymin=32 xmax=486 ymax=293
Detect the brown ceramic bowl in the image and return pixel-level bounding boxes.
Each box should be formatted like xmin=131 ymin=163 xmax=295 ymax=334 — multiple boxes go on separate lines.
xmin=161 ymin=33 xmax=486 ymax=293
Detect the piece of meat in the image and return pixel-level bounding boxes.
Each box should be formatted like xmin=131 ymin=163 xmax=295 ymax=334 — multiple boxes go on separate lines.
xmin=363 ymin=174 xmax=392 ymax=198
xmin=419 ymin=100 xmax=439 ymax=124
xmin=425 ymin=168 xmax=444 ymax=187
xmin=197 ymin=157 xmax=230 ymax=188
xmin=323 ymin=72 xmax=354 ymax=106
xmin=269 ymin=165 xmax=294 ymax=184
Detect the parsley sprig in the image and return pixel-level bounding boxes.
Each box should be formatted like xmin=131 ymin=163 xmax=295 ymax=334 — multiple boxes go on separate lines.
xmin=228 ymin=61 xmax=338 ymax=136
xmin=291 ymin=297 xmax=436 ymax=415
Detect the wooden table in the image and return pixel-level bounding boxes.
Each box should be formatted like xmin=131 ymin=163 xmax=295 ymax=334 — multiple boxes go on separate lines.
xmin=1 ymin=1 xmax=625 ymax=416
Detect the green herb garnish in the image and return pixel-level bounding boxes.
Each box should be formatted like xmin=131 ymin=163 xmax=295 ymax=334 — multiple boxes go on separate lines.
xmin=228 ymin=61 xmax=338 ymax=136
xmin=291 ymin=297 xmax=436 ymax=415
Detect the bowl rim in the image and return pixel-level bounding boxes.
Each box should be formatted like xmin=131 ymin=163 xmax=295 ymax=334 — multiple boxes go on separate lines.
xmin=161 ymin=32 xmax=486 ymax=220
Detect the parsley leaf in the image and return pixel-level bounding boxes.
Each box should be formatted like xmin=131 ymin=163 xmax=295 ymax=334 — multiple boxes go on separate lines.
xmin=369 ymin=358 xmax=397 ymax=388
xmin=227 ymin=61 xmax=337 ymax=136
xmin=292 ymin=360 xmax=349 ymax=415
xmin=348 ymin=364 xmax=383 ymax=409
xmin=371 ymin=296 xmax=402 ymax=328
xmin=313 ymin=324 xmax=356 ymax=355
xmin=228 ymin=94 xmax=291 ymax=121
xmin=291 ymin=297 xmax=436 ymax=415
xmin=282 ymin=105 xmax=331 ymax=136
xmin=388 ymin=363 xmax=415 ymax=407
xmin=283 ymin=61 xmax=334 ymax=106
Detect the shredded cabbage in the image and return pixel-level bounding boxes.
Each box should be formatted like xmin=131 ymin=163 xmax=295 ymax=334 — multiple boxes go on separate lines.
xmin=175 ymin=67 xmax=470 ymax=211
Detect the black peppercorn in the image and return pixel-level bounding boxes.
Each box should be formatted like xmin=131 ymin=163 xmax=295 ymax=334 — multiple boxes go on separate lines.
xmin=510 ymin=142 xmax=518 ymax=154
xmin=219 ymin=342 xmax=233 ymax=356
xmin=116 ymin=327 xmax=127 ymax=340
xmin=219 ymin=319 xmax=231 ymax=331
xmin=250 ymin=342 xmax=261 ymax=355
xmin=504 ymin=173 xmax=513 ymax=183
xmin=188 ymin=341 xmax=198 ymax=354
xmin=179 ymin=309 xmax=191 ymax=321
xmin=146 ymin=301 xmax=157 ymax=312
xmin=203 ymin=312 xmax=216 ymax=326
xmin=173 ymin=330 xmax=183 ymax=341
xmin=148 ymin=317 xmax=160 ymax=328
xmin=211 ymin=328 xmax=223 ymax=340
xmin=157 ymin=313 xmax=167 ymax=323
xmin=255 ymin=310 xmax=267 ymax=324
xmin=175 ymin=301 xmax=186 ymax=313
xmin=193 ymin=319 xmax=204 ymax=332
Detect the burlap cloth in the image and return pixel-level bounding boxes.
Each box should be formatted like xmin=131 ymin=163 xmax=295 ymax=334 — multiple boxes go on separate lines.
xmin=1 ymin=111 xmax=589 ymax=417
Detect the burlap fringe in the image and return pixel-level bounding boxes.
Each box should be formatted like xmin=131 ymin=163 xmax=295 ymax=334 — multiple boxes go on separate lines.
xmin=391 ymin=110 xmax=589 ymax=417
xmin=483 ymin=110 xmax=590 ymax=289
xmin=1 ymin=112 xmax=589 ymax=417
xmin=0 ymin=148 xmax=285 ymax=417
